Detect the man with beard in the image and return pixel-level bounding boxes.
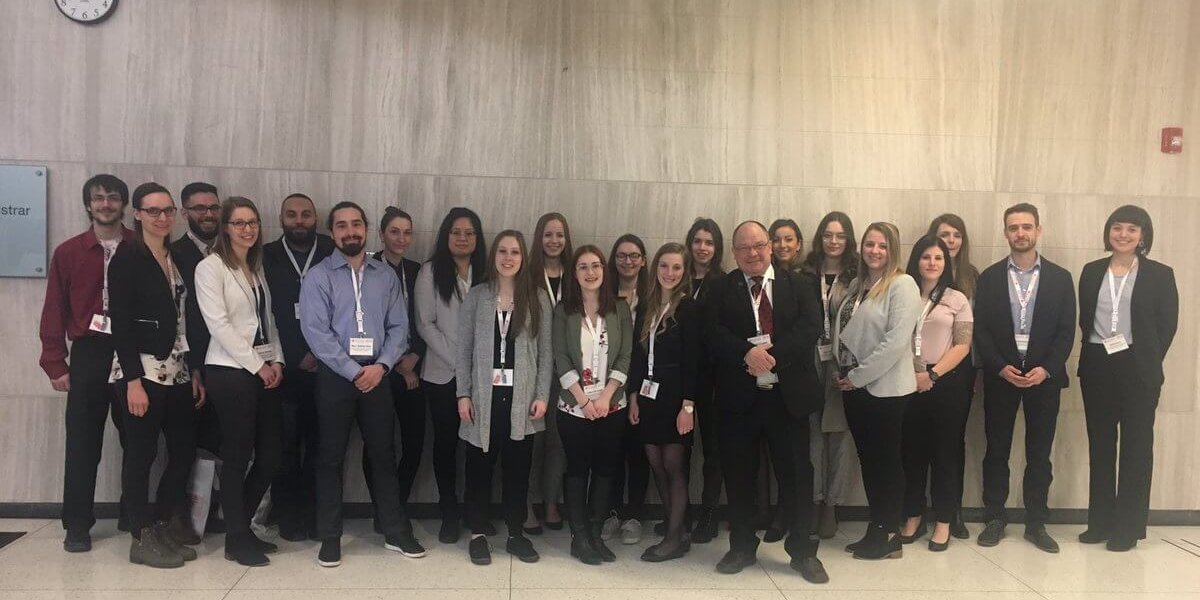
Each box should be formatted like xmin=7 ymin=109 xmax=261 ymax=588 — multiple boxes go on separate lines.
xmin=299 ymin=201 xmax=424 ymax=567
xmin=974 ymin=203 xmax=1075 ymax=553
xmin=262 ymin=193 xmax=334 ymax=540
xmin=39 ymin=174 xmax=133 ymax=552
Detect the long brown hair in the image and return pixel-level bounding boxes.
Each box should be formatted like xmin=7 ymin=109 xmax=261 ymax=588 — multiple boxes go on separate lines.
xmin=640 ymin=243 xmax=691 ymax=342
xmin=857 ymin=222 xmax=905 ymax=300
xmin=803 ymin=211 xmax=859 ymax=279
xmin=485 ymin=230 xmax=541 ymax=338
xmin=213 ymin=196 xmax=265 ymax=272
xmin=563 ymin=245 xmax=615 ymax=316
xmin=926 ymin=213 xmax=978 ymax=300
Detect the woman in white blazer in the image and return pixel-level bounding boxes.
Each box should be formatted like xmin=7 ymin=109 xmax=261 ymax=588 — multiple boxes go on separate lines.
xmin=194 ymin=197 xmax=285 ymax=567
xmin=833 ymin=221 xmax=922 ymax=561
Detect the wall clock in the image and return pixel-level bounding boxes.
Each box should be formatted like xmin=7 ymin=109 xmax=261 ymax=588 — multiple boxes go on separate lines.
xmin=55 ymin=0 xmax=118 ymax=24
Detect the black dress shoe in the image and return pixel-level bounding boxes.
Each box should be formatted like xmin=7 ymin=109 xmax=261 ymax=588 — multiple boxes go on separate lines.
xmin=279 ymin=526 xmax=309 ymax=542
xmin=1106 ymin=537 xmax=1136 ymax=552
xmin=853 ymin=534 xmax=903 ymax=560
xmin=589 ymin=536 xmax=616 ymax=562
xmin=641 ymin=539 xmax=690 ymax=562
xmin=950 ymin=512 xmax=970 ymax=540
xmin=791 ymin=556 xmax=829 ymax=583
xmin=570 ymin=534 xmax=603 ymax=565
xmin=691 ymin=508 xmax=718 ymax=544
xmin=762 ymin=526 xmax=786 ymax=543
xmin=63 ymin=531 xmax=92 ymax=553
xmin=977 ymin=520 xmax=1006 ymax=547
xmin=506 ymin=535 xmax=540 ymax=563
xmin=716 ymin=550 xmax=757 ymax=574
xmin=543 ymin=519 xmax=564 ymax=531
xmin=468 ymin=536 xmax=491 ymax=565
xmin=1078 ymin=528 xmax=1110 ymax=544
xmin=439 ymin=519 xmax=460 ymax=544
xmin=249 ymin=531 xmax=278 ymax=555
xmin=1023 ymin=528 xmax=1060 ymax=553
xmin=928 ymin=538 xmax=949 ymax=552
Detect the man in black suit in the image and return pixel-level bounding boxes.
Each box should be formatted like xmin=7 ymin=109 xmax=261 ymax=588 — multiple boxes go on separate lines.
xmin=973 ymin=203 xmax=1076 ymax=553
xmin=262 ymin=193 xmax=335 ymax=540
xmin=704 ymin=221 xmax=827 ymax=583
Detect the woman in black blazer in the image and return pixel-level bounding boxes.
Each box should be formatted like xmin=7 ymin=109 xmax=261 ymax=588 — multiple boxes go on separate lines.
xmin=108 ymin=182 xmax=201 ymax=569
xmin=1077 ymin=205 xmax=1178 ymax=552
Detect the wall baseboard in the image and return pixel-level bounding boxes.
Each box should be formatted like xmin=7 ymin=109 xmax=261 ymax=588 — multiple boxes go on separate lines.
xmin=3 ymin=503 xmax=1198 ymax=526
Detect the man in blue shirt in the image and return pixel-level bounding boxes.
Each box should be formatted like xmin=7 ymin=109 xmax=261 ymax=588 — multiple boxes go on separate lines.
xmin=300 ymin=201 xmax=425 ymax=567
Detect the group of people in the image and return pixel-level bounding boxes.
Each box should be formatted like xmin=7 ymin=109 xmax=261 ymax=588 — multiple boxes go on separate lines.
xmin=39 ymin=173 xmax=1179 ymax=584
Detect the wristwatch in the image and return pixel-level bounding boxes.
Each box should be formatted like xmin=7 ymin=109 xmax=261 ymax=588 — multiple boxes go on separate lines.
xmin=926 ymin=365 xmax=940 ymax=382
xmin=682 ymin=404 xmax=694 ymax=414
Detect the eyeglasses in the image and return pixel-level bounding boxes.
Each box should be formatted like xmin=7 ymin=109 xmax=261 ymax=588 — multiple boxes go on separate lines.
xmin=89 ymin=194 xmax=124 ymax=205
xmin=228 ymin=219 xmax=261 ymax=230
xmin=615 ymin=252 xmax=643 ymax=263
xmin=137 ymin=207 xmax=177 ymax=218
xmin=821 ymin=233 xmax=848 ymax=242
xmin=733 ymin=241 xmax=770 ymax=255
xmin=187 ymin=205 xmax=221 ymax=214
xmin=451 ymin=229 xmax=476 ymax=239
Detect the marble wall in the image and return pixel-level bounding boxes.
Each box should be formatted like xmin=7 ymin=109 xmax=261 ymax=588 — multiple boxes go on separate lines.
xmin=2 ymin=0 xmax=1198 ymax=512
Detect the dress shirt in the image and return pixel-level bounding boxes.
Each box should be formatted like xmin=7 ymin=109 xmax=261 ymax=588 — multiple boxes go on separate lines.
xmin=1007 ymin=254 xmax=1042 ymax=336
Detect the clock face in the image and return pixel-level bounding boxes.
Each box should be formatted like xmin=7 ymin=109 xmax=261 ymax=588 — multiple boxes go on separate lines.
xmin=56 ymin=0 xmax=118 ymax=24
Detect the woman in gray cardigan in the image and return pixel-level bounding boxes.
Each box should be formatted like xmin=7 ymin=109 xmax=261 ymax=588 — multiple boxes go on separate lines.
xmin=833 ymin=222 xmax=922 ymax=561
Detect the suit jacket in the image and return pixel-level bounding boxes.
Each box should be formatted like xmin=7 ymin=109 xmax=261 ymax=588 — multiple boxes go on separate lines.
xmin=108 ymin=242 xmax=186 ymax=382
xmin=262 ymin=234 xmax=336 ymax=367
xmin=169 ymin=235 xmax=211 ymax=370
xmin=704 ymin=267 xmax=822 ymax=419
xmin=974 ymin=255 xmax=1076 ymax=388
xmin=1077 ymin=256 xmax=1178 ymax=390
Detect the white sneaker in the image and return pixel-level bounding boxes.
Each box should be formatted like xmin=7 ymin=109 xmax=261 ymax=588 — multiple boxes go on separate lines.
xmin=600 ymin=514 xmax=621 ymax=541
xmin=621 ymin=518 xmax=642 ymax=545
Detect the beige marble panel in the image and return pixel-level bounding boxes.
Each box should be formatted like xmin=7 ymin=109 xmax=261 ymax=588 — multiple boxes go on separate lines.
xmin=780 ymin=132 xmax=995 ymax=191
xmin=782 ymin=77 xmax=996 ymax=137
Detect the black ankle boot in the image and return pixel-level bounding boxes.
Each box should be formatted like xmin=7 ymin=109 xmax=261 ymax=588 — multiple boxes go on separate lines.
xmin=565 ymin=476 xmax=603 ymax=565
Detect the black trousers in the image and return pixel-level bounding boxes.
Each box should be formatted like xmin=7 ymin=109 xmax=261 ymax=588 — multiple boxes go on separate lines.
xmin=206 ymin=366 xmax=283 ymax=538
xmin=424 ymin=379 xmax=462 ymax=519
xmin=903 ymin=366 xmax=970 ymax=523
xmin=274 ymin=367 xmax=319 ymax=532
xmin=1079 ymin=343 xmax=1157 ymax=541
xmin=62 ymin=335 xmax=126 ymax=533
xmin=613 ymin=418 xmax=650 ymax=520
xmin=844 ymin=389 xmax=909 ymax=533
xmin=363 ymin=372 xmax=426 ymax=509
xmin=121 ymin=379 xmax=196 ymax=534
xmin=314 ymin=364 xmax=410 ymax=538
xmin=694 ymin=366 xmax=723 ymax=508
xmin=465 ymin=391 xmax=533 ymax=534
xmin=982 ymin=378 xmax=1061 ymax=527
xmin=558 ymin=408 xmax=626 ymax=531
xmin=717 ymin=388 xmax=816 ymax=559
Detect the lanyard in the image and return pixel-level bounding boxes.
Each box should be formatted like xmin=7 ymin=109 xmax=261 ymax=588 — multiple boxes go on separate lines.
xmin=912 ymin=299 xmax=935 ymax=359
xmin=1107 ymin=259 xmax=1136 ymax=334
xmin=544 ymin=270 xmax=561 ymax=306
xmin=1009 ymin=267 xmax=1039 ymax=332
xmin=646 ymin=303 xmax=670 ymax=379
xmin=100 ymin=242 xmax=116 ymax=314
xmin=350 ymin=264 xmax=366 ymax=334
xmin=583 ymin=313 xmax=605 ymax=386
xmin=692 ymin=276 xmax=704 ymax=299
xmin=398 ymin=261 xmax=408 ymax=302
xmin=285 ymin=239 xmax=317 ymax=281
xmin=821 ymin=273 xmax=838 ymax=339
xmin=750 ymin=277 xmax=770 ymax=336
xmin=497 ymin=308 xmax=513 ymax=365
xmin=233 ymin=269 xmax=267 ymax=343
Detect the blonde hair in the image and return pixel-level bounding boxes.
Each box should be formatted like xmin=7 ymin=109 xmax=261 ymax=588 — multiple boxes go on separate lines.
xmin=857 ymin=222 xmax=905 ymax=300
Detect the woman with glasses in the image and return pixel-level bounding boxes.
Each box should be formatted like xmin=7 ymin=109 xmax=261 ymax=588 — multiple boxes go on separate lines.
xmin=195 ymin=197 xmax=285 ymax=565
xmin=415 ymin=207 xmax=487 ymax=543
xmin=108 ymin=183 xmax=201 ymax=568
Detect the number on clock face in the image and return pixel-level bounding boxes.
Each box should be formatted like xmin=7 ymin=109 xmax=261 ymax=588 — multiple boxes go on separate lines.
xmin=55 ymin=0 xmax=118 ymax=24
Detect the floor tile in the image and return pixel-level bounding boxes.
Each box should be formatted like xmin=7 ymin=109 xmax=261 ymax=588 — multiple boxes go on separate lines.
xmin=514 ymin=590 xmax=786 ymax=600
xmin=972 ymin=536 xmax=1200 ymax=593
xmin=226 ymin=590 xmax=510 ymax=600
xmin=780 ymin=593 xmax=1043 ymax=600
xmin=0 ymin=593 xmax=226 ymax=600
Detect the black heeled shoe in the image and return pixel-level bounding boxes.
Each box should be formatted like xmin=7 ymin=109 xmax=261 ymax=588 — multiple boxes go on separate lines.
xmin=896 ymin=518 xmax=927 ymax=544
xmin=640 ymin=538 xmax=690 ymax=562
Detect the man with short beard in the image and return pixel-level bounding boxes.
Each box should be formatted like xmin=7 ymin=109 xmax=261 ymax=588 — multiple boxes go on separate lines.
xmin=300 ymin=201 xmax=423 ymax=567
xmin=262 ymin=193 xmax=334 ymax=540
xmin=39 ymin=174 xmax=134 ymax=553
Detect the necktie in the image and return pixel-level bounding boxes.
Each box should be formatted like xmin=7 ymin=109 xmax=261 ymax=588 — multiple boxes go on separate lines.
xmin=751 ymin=276 xmax=774 ymax=336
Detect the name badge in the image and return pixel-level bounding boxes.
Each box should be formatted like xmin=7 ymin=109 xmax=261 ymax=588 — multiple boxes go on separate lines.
xmin=349 ymin=336 xmax=374 ymax=357
xmin=294 ymin=302 xmax=301 ymax=320
xmin=1102 ymin=334 xmax=1129 ymax=355
xmin=748 ymin=334 xmax=771 ymax=346
xmin=1014 ymin=333 xmax=1030 ymax=354
xmin=639 ymin=379 xmax=660 ymax=399
xmin=817 ymin=343 xmax=834 ymax=362
xmin=583 ymin=382 xmax=605 ymax=400
xmin=254 ymin=344 xmax=277 ymax=363
xmin=492 ymin=368 xmax=514 ymax=387
xmin=175 ymin=336 xmax=190 ymax=353
xmin=914 ymin=336 xmax=923 ymax=358
xmin=89 ymin=314 xmax=112 ymax=334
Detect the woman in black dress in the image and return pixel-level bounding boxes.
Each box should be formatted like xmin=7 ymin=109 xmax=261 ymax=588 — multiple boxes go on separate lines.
xmin=628 ymin=242 xmax=699 ymax=561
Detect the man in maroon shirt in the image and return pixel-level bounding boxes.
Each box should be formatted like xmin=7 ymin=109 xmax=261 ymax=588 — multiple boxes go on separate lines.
xmin=39 ymin=174 xmax=134 ymax=553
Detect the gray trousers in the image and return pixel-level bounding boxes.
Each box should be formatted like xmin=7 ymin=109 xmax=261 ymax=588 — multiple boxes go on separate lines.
xmin=809 ymin=411 xmax=858 ymax=505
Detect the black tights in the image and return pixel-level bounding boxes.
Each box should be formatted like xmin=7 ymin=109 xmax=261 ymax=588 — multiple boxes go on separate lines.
xmin=645 ymin=443 xmax=688 ymax=551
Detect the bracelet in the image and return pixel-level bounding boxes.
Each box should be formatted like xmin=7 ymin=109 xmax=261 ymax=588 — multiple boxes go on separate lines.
xmin=578 ymin=398 xmax=591 ymax=408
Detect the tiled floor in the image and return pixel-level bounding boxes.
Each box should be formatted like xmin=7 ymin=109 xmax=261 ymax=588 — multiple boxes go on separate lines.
xmin=1 ymin=519 xmax=1198 ymax=599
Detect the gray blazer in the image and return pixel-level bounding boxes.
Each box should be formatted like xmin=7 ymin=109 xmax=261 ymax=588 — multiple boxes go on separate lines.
xmin=455 ymin=284 xmax=553 ymax=452
xmin=835 ymin=273 xmax=922 ymax=398
xmin=415 ymin=261 xmax=461 ymax=385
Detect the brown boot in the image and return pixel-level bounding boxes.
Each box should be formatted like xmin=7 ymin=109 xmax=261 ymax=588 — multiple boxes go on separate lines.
xmin=129 ymin=527 xmax=184 ymax=569
xmin=155 ymin=521 xmax=197 ymax=561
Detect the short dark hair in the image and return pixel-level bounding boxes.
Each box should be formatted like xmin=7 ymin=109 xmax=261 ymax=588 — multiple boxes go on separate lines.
xmin=282 ymin=192 xmax=314 ymax=207
xmin=327 ymin=201 xmax=367 ymax=231
xmin=1003 ymin=202 xmax=1040 ymax=226
xmin=81 ymin=174 xmax=128 ymax=213
xmin=1103 ymin=204 xmax=1154 ymax=255
xmin=179 ymin=182 xmax=218 ymax=206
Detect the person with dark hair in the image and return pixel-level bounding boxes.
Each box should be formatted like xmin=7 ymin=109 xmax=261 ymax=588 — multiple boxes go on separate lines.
xmin=684 ymin=217 xmax=726 ymax=543
xmin=974 ymin=203 xmax=1076 ymax=554
xmin=194 ymin=196 xmax=285 ymax=566
xmin=362 ymin=207 xmax=426 ymax=531
xmin=627 ymin=243 xmax=698 ymax=562
xmin=707 ymin=221 xmax=827 ymax=583
xmin=770 ymin=218 xmax=805 ymax=272
xmin=925 ymin=213 xmax=980 ymax=540
xmin=414 ymin=206 xmax=487 ymax=543
xmin=898 ymin=236 xmax=973 ymax=551
xmin=262 ymin=192 xmax=335 ymax=541
xmin=525 ymin=212 xmax=573 ymax=533
xmin=801 ymin=211 xmax=859 ymax=540
xmin=40 ymin=174 xmax=133 ymax=553
xmin=602 ymin=234 xmax=650 ymax=545
xmin=455 ymin=230 xmax=553 ymax=565
xmin=1077 ymin=205 xmax=1177 ymax=552
xmin=554 ymin=245 xmax=634 ymax=565
xmin=108 ymin=183 xmax=201 ymax=568
xmin=300 ymin=201 xmax=424 ymax=567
